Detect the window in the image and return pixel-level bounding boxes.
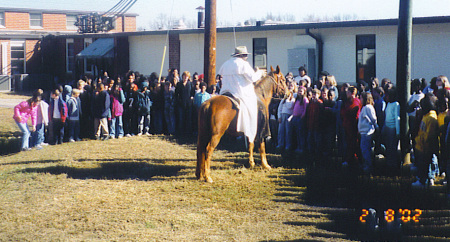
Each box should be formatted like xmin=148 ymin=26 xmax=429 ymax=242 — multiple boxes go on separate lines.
xmin=66 ymin=39 xmax=75 ymax=73
xmin=84 ymin=38 xmax=94 ymax=73
xmin=30 ymin=13 xmax=42 ymax=28
xmin=0 ymin=12 xmax=4 ymax=27
xmin=253 ymin=38 xmax=267 ymax=69
xmin=356 ymin=35 xmax=376 ymax=83
xmin=10 ymin=41 xmax=25 ymax=74
xmin=66 ymin=14 xmax=78 ymax=30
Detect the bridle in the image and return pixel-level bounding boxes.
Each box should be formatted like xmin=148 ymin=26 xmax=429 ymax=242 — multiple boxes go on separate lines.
xmin=268 ymin=72 xmax=286 ymax=98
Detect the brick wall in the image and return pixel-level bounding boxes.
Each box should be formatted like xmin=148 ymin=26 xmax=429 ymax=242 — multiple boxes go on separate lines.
xmin=5 ymin=12 xmax=29 ymax=30
xmin=43 ymin=13 xmax=66 ymax=31
xmin=25 ymin=40 xmax=39 ymax=61
xmin=74 ymin=38 xmax=84 ymax=54
xmin=112 ymin=17 xmax=123 ymax=32
xmin=26 ymin=39 xmax=41 ymax=74
xmin=169 ymin=33 xmax=180 ymax=71
xmin=3 ymin=11 xmax=68 ymax=31
xmin=2 ymin=10 xmax=136 ymax=32
xmin=111 ymin=16 xmax=136 ymax=32
xmin=55 ymin=38 xmax=66 ymax=78
xmin=124 ymin=16 xmax=136 ymax=32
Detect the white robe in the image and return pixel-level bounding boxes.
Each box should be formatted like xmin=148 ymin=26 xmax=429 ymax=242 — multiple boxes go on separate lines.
xmin=219 ymin=57 xmax=263 ymax=143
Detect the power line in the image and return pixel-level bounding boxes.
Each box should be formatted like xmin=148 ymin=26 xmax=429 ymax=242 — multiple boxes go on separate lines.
xmin=103 ymin=0 xmax=128 ymax=16
xmin=114 ymin=0 xmax=138 ymax=16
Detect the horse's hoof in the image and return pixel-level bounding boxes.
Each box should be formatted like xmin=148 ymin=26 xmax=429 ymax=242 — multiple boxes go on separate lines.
xmin=205 ymin=177 xmax=214 ymax=183
xmin=262 ymin=165 xmax=272 ymax=170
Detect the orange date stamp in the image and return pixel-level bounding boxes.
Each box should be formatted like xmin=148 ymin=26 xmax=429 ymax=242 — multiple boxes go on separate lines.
xmin=360 ymin=209 xmax=422 ymax=223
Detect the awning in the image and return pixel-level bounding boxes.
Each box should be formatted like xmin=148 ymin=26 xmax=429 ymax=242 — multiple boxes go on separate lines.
xmin=77 ymin=38 xmax=114 ymax=59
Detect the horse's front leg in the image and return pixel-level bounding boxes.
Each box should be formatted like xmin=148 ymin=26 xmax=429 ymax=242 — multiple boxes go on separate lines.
xmin=258 ymin=141 xmax=272 ymax=170
xmin=248 ymin=141 xmax=255 ymax=168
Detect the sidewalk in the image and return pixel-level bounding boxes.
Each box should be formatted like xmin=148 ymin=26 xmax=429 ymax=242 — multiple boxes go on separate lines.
xmin=0 ymin=99 xmax=20 ymax=108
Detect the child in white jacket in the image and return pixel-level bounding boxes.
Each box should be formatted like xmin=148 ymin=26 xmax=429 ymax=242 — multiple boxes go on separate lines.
xmin=276 ymin=81 xmax=297 ymax=151
xmin=31 ymin=89 xmax=49 ymax=149
xmin=358 ymin=92 xmax=378 ymax=174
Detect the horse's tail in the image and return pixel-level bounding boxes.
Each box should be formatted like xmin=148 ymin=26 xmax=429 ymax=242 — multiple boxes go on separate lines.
xmin=196 ymin=100 xmax=211 ymax=179
xmin=197 ymin=100 xmax=211 ymax=146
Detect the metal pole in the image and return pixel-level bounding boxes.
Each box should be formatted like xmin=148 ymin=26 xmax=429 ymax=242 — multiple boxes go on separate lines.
xmin=396 ymin=0 xmax=413 ymax=165
xmin=204 ymin=0 xmax=217 ymax=87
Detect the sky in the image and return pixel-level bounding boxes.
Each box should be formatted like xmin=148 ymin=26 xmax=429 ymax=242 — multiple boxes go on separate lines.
xmin=1 ymin=0 xmax=449 ymax=30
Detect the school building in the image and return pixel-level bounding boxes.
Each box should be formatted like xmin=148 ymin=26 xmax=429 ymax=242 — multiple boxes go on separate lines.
xmin=1 ymin=11 xmax=449 ymax=91
xmin=0 ymin=7 xmax=137 ymax=91
xmin=123 ymin=16 xmax=449 ymax=85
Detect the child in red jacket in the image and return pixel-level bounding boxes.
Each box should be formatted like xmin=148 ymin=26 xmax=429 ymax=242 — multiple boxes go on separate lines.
xmin=340 ymin=86 xmax=361 ymax=168
xmin=49 ymin=88 xmax=68 ymax=145
xmin=306 ymin=88 xmax=323 ymax=156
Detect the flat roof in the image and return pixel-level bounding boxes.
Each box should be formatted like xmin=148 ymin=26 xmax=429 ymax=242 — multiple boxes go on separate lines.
xmin=0 ymin=7 xmax=138 ymax=17
xmin=59 ymin=15 xmax=450 ymax=39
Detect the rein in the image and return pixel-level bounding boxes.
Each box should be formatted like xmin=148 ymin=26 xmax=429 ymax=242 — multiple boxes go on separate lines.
xmin=267 ymin=73 xmax=284 ymax=98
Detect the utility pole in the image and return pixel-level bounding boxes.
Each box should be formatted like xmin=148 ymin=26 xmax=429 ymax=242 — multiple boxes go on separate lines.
xmin=396 ymin=0 xmax=413 ymax=166
xmin=204 ymin=0 xmax=217 ymax=87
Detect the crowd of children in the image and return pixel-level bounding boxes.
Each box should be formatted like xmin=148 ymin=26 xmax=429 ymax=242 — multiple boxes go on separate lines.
xmin=273 ymin=70 xmax=449 ymax=188
xmin=14 ymin=69 xmax=215 ymax=148
xmin=13 ymin=68 xmax=450 ymax=188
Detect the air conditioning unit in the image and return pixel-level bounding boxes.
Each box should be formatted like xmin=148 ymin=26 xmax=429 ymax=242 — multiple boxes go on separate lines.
xmin=288 ymin=48 xmax=315 ymax=80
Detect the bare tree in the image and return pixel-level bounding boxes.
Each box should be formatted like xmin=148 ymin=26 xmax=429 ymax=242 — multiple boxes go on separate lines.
xmin=264 ymin=12 xmax=296 ymax=22
xmin=217 ymin=20 xmax=234 ymax=27
xmin=180 ymin=16 xmax=197 ymax=29
xmin=302 ymin=13 xmax=360 ymax=23
xmin=147 ymin=14 xmax=199 ymax=30
xmin=148 ymin=13 xmax=171 ymax=30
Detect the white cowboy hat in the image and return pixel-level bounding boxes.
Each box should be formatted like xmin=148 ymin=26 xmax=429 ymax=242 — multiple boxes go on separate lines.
xmin=231 ymin=46 xmax=251 ymax=56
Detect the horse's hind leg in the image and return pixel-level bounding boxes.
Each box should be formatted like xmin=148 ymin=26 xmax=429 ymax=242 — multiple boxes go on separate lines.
xmin=258 ymin=141 xmax=272 ymax=170
xmin=196 ymin=117 xmax=211 ymax=182
xmin=248 ymin=141 xmax=255 ymax=168
xmin=203 ymin=134 xmax=222 ymax=183
xmin=196 ymin=141 xmax=207 ymax=181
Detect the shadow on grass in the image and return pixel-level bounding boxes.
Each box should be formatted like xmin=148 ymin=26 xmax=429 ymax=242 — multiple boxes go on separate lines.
xmin=1 ymin=159 xmax=63 ymax=166
xmin=75 ymin=158 xmax=194 ymax=164
xmin=21 ymin=161 xmax=187 ymax=180
xmin=75 ymin=157 xmax=248 ymax=172
xmin=0 ymin=134 xmax=21 ymax=155
xmin=163 ymin=133 xmax=252 ymax=153
xmin=272 ymin=154 xmax=450 ymax=241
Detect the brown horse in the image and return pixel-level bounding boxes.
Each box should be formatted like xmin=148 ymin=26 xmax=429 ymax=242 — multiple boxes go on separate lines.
xmin=196 ymin=66 xmax=287 ymax=182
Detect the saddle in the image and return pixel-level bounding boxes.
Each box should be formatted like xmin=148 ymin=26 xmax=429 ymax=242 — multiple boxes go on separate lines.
xmin=221 ymin=92 xmax=271 ymax=141
xmin=221 ymin=92 xmax=240 ymax=110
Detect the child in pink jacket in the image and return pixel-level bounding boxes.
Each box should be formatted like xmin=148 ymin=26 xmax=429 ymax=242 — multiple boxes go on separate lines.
xmin=13 ymin=95 xmax=41 ymax=151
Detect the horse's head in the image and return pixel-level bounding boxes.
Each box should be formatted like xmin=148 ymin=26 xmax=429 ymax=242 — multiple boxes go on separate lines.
xmin=269 ymin=65 xmax=287 ymax=99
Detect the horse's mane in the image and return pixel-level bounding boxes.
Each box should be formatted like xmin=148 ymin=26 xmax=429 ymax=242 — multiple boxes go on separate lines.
xmin=254 ymin=73 xmax=272 ymax=96
xmin=254 ymin=71 xmax=284 ymax=101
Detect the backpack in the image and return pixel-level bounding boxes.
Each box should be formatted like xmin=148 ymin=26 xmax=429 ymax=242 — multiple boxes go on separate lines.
xmin=138 ymin=91 xmax=152 ymax=115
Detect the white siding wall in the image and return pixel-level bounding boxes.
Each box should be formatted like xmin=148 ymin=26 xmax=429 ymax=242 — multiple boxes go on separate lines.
xmin=129 ymin=35 xmax=168 ymax=75
xmin=179 ymin=33 xmax=203 ymax=74
xmin=320 ymin=29 xmax=356 ymax=84
xmin=178 ymin=30 xmax=316 ymax=75
xmin=319 ymin=24 xmax=450 ymax=85
xmin=128 ymin=22 xmax=449 ymax=84
xmin=411 ymin=23 xmax=450 ymax=80
xmin=375 ymin=28 xmax=397 ymax=83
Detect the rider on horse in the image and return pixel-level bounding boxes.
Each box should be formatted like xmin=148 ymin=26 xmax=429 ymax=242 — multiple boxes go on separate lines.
xmin=218 ymin=46 xmax=266 ymax=143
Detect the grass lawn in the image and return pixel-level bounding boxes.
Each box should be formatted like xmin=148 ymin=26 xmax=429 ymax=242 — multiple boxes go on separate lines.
xmin=0 ymin=97 xmax=449 ymax=241
xmin=0 ymin=134 xmax=345 ymax=241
